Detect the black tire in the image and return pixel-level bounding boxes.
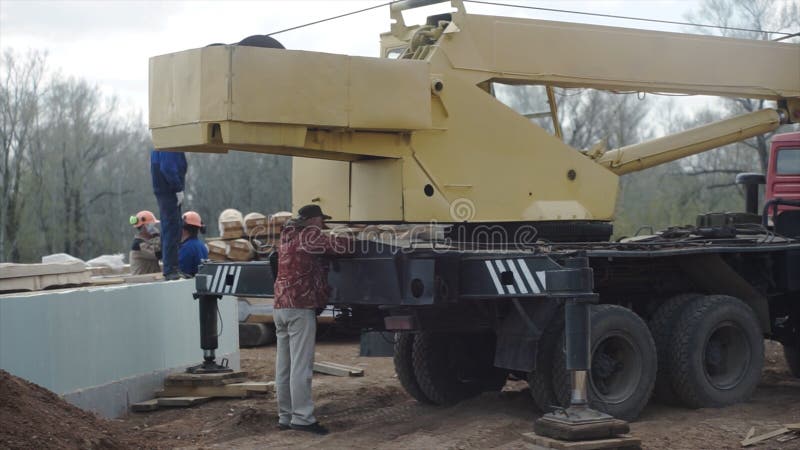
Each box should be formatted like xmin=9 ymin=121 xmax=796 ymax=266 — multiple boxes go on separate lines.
xmin=237 ymin=35 xmax=285 ymax=49
xmin=553 ymin=305 xmax=657 ymax=421
xmin=783 ymin=344 xmax=800 ymax=378
xmin=239 ymin=323 xmax=271 ymax=347
xmin=393 ymin=333 xmax=433 ymax=404
xmin=470 ymin=332 xmax=508 ymax=392
xmin=648 ymin=293 xmax=701 ymax=404
xmin=412 ymin=332 xmax=483 ymax=405
xmin=669 ymin=295 xmax=764 ymax=408
xmin=460 ymin=331 xmax=508 ymax=392
xmin=527 ymin=307 xmax=564 ymax=413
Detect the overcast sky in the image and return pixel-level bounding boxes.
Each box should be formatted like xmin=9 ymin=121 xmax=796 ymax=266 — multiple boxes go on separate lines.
xmin=0 ymin=0 xmax=761 ymax=121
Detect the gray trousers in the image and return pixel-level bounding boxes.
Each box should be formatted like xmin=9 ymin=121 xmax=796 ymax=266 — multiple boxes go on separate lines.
xmin=274 ymin=308 xmax=317 ymax=426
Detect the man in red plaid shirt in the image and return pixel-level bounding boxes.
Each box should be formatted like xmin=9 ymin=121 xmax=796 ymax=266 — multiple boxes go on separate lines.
xmin=273 ymin=204 xmax=352 ymax=435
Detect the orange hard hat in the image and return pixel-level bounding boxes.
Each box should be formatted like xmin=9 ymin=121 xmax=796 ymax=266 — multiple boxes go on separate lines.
xmin=182 ymin=211 xmax=203 ymax=228
xmin=130 ymin=210 xmax=159 ymax=228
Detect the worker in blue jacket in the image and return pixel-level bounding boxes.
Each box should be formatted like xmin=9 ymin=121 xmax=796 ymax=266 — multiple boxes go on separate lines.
xmin=179 ymin=211 xmax=209 ymax=277
xmin=151 ymin=150 xmax=187 ymax=280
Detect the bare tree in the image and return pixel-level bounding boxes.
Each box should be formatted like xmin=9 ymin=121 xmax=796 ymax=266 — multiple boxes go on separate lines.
xmin=0 ymin=50 xmax=46 ymax=262
xmin=35 ymin=78 xmax=129 ymax=258
xmin=685 ymin=0 xmax=800 ymax=172
xmin=186 ymin=151 xmax=292 ymax=236
xmin=493 ymin=83 xmax=653 ymax=151
xmin=613 ymin=0 xmax=800 ymax=236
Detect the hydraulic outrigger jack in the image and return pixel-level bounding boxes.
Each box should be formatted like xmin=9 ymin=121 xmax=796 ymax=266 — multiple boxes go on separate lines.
xmin=186 ymin=294 xmax=233 ymax=374
xmin=534 ymin=297 xmax=629 ymax=441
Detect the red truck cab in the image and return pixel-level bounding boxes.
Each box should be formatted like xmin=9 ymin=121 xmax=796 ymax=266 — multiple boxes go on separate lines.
xmin=766 ymin=131 xmax=800 ymax=205
xmin=761 ymin=131 xmax=800 ymax=236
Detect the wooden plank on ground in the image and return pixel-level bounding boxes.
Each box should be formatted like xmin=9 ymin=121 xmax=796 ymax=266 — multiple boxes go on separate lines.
xmin=313 ymin=361 xmax=365 ymax=377
xmin=165 ymin=372 xmax=248 ymax=387
xmin=521 ymin=433 xmax=641 ymax=450
xmin=777 ymin=432 xmax=800 ymax=443
xmin=166 ymin=371 xmax=247 ymax=382
xmin=232 ymin=381 xmax=274 ymax=392
xmin=156 ymin=396 xmax=211 ymax=407
xmin=741 ymin=427 xmax=790 ymax=447
xmin=164 ymin=377 xmax=248 ymax=387
xmin=157 ymin=382 xmax=274 ymax=399
xmin=318 ymin=361 xmax=365 ymax=376
xmin=130 ymin=399 xmax=160 ymax=412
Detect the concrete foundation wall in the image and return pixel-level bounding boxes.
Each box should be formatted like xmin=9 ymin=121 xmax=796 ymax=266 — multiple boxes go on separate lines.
xmin=0 ymin=279 xmax=239 ymax=418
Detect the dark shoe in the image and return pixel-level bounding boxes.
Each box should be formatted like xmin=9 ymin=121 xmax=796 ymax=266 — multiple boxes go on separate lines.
xmin=164 ymin=271 xmax=190 ymax=281
xmin=277 ymin=423 xmax=290 ymax=431
xmin=290 ymin=422 xmax=329 ymax=435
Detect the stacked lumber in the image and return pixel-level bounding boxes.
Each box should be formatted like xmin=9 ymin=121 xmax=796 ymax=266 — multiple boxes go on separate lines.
xmin=205 ymin=209 xmax=444 ymax=260
xmin=228 ymin=239 xmax=255 ymax=261
xmin=217 ymin=210 xmax=292 ymax=240
xmin=130 ymin=370 xmax=273 ymax=412
xmin=349 ymin=224 xmax=446 ymax=243
xmin=328 ymin=225 xmax=364 ymax=238
xmin=219 ymin=209 xmax=245 ymax=239
xmin=0 ymin=262 xmax=91 ymax=293
xmin=204 ymin=210 xmax=292 ymax=262
xmin=207 ymin=240 xmax=228 ymax=261
xmin=243 ymin=212 xmax=268 ymax=236
xmin=269 ymin=211 xmax=292 ymax=234
xmin=521 ymin=433 xmax=641 ymax=450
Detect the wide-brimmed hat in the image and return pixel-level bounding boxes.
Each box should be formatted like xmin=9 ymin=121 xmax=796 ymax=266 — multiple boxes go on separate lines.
xmin=297 ymin=204 xmax=331 ymax=220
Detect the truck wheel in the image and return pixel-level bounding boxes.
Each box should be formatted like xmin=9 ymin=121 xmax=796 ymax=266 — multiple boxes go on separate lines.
xmin=527 ymin=307 xmax=564 ymax=413
xmin=481 ymin=369 xmax=509 ymax=392
xmin=648 ymin=293 xmax=701 ymax=404
xmin=412 ymin=332 xmax=483 ymax=405
xmin=553 ymin=305 xmax=657 ymax=421
xmin=462 ymin=331 xmax=508 ymax=392
xmin=393 ymin=333 xmax=433 ymax=404
xmin=669 ymin=295 xmax=764 ymax=408
xmin=239 ymin=323 xmax=273 ymax=347
xmin=783 ymin=344 xmax=800 ymax=378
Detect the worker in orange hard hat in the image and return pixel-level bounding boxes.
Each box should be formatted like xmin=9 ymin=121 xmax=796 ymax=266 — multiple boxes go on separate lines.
xmin=178 ymin=211 xmax=209 ymax=277
xmin=129 ymin=210 xmax=162 ymax=275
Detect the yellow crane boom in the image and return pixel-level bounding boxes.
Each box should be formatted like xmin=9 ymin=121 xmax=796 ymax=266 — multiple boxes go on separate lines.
xmin=149 ymin=0 xmax=800 ymax=225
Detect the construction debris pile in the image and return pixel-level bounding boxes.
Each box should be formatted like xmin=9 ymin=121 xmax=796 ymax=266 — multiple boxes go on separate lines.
xmin=0 ymin=369 xmax=157 ymax=450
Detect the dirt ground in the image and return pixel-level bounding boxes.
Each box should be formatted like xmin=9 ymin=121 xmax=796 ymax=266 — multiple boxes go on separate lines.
xmin=109 ymin=338 xmax=800 ymax=449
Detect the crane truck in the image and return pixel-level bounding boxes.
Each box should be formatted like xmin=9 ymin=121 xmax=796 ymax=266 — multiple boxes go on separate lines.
xmin=148 ymin=0 xmax=800 ymax=429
